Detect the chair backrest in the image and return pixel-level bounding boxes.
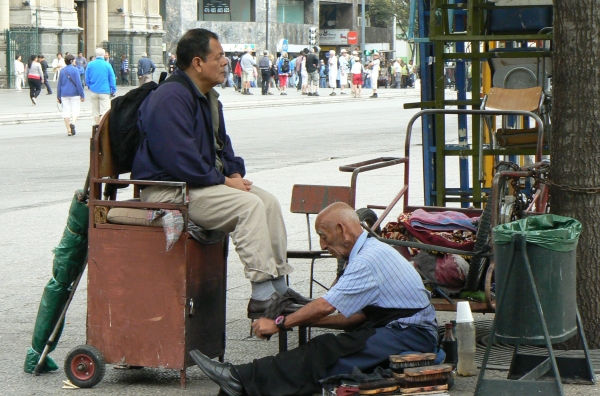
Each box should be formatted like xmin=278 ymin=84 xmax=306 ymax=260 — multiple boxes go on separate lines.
xmin=484 ymin=86 xmax=543 ymax=112
xmin=290 ymin=185 xmax=353 ymax=215
xmin=94 ymin=112 xmax=117 ymax=178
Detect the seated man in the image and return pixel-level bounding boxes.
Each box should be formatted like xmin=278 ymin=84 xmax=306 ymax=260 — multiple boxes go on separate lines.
xmin=131 ymin=28 xmax=308 ymax=315
xmin=191 ymin=202 xmax=439 ymax=396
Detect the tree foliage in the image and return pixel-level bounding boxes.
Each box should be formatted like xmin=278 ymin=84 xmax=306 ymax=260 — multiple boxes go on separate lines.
xmin=366 ymin=0 xmax=412 ymax=33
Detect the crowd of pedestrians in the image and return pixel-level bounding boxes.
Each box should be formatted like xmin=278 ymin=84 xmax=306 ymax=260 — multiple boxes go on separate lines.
xmin=213 ymin=46 xmax=418 ymax=99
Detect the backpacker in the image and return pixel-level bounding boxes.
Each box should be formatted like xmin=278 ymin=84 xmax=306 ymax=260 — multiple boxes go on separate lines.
xmin=108 ymin=71 xmax=194 ymax=174
xmin=281 ymin=58 xmax=290 ymax=73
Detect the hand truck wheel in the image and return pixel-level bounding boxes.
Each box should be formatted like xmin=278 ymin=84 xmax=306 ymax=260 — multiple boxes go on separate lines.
xmin=64 ymin=344 xmax=106 ymax=388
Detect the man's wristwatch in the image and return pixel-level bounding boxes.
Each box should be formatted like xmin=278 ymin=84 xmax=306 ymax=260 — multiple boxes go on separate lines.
xmin=275 ymin=315 xmax=286 ymax=331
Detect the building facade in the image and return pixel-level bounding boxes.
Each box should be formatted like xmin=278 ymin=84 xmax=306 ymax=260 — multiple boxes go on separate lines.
xmin=0 ymin=0 xmax=164 ymax=88
xmin=162 ymin=0 xmax=393 ymax=57
xmin=0 ymin=0 xmax=394 ymax=88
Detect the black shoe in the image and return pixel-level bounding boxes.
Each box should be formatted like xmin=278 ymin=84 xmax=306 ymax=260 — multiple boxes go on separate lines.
xmin=313 ymin=93 xmax=320 ymax=96
xmin=70 ymin=124 xmax=76 ymax=136
xmin=247 ymin=292 xmax=303 ymax=315
xmin=47 ymin=92 xmax=53 ymax=95
xmin=283 ymin=288 xmax=313 ymax=305
xmin=189 ymin=350 xmax=243 ymax=396
xmin=371 ymin=93 xmax=378 ymax=98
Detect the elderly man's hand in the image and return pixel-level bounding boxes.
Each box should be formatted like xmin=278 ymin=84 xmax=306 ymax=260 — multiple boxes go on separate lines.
xmin=226 ymin=174 xmax=252 ymax=191
xmin=252 ymin=318 xmax=278 ymax=339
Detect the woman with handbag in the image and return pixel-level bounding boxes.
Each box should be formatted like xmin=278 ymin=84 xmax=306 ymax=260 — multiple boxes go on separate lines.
xmin=57 ymin=54 xmax=85 ymax=136
xmin=27 ymin=55 xmax=44 ymax=105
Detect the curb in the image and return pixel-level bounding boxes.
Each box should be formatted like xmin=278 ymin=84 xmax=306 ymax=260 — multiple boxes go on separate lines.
xmin=0 ymin=91 xmax=420 ymax=125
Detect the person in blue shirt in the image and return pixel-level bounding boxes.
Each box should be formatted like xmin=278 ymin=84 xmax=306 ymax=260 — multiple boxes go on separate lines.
xmin=132 ymin=28 xmax=309 ymax=319
xmin=57 ymin=54 xmax=85 ymax=136
xmin=75 ymin=52 xmax=87 ymax=87
xmin=191 ymin=202 xmax=438 ymax=396
xmin=85 ymin=48 xmax=116 ymax=124
xmin=137 ymin=52 xmax=156 ymax=84
xmin=319 ymin=60 xmax=327 ymax=88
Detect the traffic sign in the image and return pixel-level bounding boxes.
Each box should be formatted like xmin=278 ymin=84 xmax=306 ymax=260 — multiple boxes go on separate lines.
xmin=347 ymin=31 xmax=358 ymax=45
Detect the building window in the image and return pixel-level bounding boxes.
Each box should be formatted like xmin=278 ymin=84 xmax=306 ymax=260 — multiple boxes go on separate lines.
xmin=198 ymin=0 xmax=254 ymax=22
xmin=277 ymin=0 xmax=304 ymax=24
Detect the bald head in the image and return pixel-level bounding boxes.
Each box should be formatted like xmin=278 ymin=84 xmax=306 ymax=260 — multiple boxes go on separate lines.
xmin=317 ymin=202 xmax=360 ymax=230
xmin=315 ymin=203 xmax=364 ymax=260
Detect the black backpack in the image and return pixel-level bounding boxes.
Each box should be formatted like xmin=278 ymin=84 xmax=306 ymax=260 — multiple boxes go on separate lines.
xmin=281 ymin=58 xmax=290 ymax=73
xmin=109 ymin=72 xmax=194 ymax=174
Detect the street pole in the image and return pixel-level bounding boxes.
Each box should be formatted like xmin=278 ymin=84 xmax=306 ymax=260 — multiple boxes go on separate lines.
xmin=265 ymin=0 xmax=269 ymax=52
xmin=361 ymin=0 xmax=365 ymax=57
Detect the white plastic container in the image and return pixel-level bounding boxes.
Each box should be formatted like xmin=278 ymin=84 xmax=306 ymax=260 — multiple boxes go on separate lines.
xmin=456 ymin=301 xmax=477 ymax=376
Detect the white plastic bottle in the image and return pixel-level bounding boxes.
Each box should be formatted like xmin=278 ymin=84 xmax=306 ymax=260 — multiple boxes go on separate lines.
xmin=455 ymin=301 xmax=477 ymax=376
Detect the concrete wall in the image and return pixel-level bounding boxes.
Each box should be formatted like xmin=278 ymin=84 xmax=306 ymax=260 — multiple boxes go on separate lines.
xmin=365 ymin=26 xmax=391 ymax=45
xmin=164 ymin=0 xmax=319 ymax=55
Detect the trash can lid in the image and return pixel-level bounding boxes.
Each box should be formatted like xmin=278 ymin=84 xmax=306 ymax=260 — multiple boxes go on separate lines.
xmin=492 ymin=214 xmax=581 ymax=252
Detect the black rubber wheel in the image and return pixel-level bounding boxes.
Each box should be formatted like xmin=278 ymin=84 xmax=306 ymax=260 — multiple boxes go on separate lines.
xmin=465 ymin=162 xmax=514 ymax=292
xmin=64 ymin=345 xmax=106 ymax=388
xmin=356 ymin=208 xmax=381 ymax=234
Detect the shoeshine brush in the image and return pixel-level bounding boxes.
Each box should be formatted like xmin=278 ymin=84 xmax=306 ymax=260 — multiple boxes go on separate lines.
xmin=389 ymin=353 xmax=436 ymax=373
xmin=398 ymin=364 xmax=453 ymax=394
xmin=357 ymin=378 xmax=399 ymax=394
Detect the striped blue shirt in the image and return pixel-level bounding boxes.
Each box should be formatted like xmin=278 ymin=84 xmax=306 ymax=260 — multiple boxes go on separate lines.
xmin=324 ymin=232 xmax=438 ymax=340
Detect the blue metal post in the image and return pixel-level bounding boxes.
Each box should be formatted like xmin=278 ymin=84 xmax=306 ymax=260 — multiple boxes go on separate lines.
xmin=418 ymin=0 xmax=436 ymax=206
xmin=455 ymin=0 xmax=469 ymax=207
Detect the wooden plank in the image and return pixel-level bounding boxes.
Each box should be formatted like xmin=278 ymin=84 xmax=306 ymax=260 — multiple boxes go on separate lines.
xmin=290 ymin=184 xmax=352 ymax=214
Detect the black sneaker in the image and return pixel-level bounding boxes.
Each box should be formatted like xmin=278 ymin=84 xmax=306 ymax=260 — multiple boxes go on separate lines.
xmin=70 ymin=124 xmax=76 ymax=136
xmin=307 ymin=92 xmax=313 ymax=96
xmin=370 ymin=93 xmax=378 ymax=98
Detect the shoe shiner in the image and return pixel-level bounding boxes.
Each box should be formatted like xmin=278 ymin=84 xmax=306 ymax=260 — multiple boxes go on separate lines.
xmin=191 ymin=202 xmax=438 ymax=396
xmin=131 ymin=28 xmax=308 ymax=317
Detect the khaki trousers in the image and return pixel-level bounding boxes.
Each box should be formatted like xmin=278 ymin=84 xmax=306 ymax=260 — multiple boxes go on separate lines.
xmin=139 ymin=73 xmax=152 ymax=84
xmin=141 ymin=184 xmax=293 ymax=282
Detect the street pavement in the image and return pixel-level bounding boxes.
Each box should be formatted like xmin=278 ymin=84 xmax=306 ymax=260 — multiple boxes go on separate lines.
xmin=0 ymin=82 xmax=598 ymax=395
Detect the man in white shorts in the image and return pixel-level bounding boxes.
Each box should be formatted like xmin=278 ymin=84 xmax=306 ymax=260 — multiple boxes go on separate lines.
xmin=368 ymin=52 xmax=381 ymax=98
xmin=339 ymin=49 xmax=349 ymax=95
xmin=240 ymin=48 xmax=257 ymax=95
xmin=85 ymin=48 xmax=116 ymax=124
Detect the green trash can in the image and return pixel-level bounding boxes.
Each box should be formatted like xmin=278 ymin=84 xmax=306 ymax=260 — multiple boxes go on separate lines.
xmin=492 ymin=214 xmax=581 ymax=345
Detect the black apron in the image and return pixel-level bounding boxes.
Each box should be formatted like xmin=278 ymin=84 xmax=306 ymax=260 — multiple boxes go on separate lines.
xmin=234 ymin=305 xmax=426 ymax=396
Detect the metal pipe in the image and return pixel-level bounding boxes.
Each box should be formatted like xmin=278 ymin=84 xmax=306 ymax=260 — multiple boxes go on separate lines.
xmin=361 ymin=0 xmax=365 ymax=55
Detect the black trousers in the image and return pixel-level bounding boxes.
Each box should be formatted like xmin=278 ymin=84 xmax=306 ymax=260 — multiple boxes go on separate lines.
xmin=261 ymin=69 xmax=270 ymax=94
xmin=28 ymin=78 xmax=42 ymax=99
xmin=43 ymin=73 xmax=52 ymax=93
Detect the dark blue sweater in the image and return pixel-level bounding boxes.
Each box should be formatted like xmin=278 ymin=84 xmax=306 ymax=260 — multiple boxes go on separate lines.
xmin=131 ymin=70 xmax=245 ymax=187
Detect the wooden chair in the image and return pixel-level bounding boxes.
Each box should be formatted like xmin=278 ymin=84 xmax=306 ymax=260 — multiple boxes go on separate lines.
xmin=481 ymin=86 xmax=546 ymax=150
xmin=86 ymin=112 xmax=228 ymax=388
xmin=287 ymin=184 xmax=353 ymax=298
